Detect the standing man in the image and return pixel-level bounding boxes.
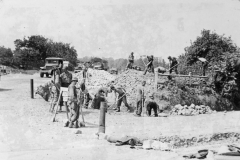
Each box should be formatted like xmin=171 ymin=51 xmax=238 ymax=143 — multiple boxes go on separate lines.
xmin=168 ymin=56 xmax=178 ymax=74
xmin=59 ymin=66 xmax=72 ymax=111
xmin=143 ymin=55 xmax=154 ymax=75
xmin=110 ymin=85 xmax=131 ymax=112
xmin=134 ymin=80 xmax=146 ymax=117
xmin=145 ymin=93 xmax=159 ymax=117
xmin=126 ymin=52 xmax=134 ymax=70
xmin=65 ymin=77 xmax=79 ymax=128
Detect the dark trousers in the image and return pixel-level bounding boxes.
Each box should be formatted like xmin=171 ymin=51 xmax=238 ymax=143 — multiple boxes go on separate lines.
xmin=143 ymin=64 xmax=154 ymax=75
xmin=169 ymin=65 xmax=178 ymax=74
xmin=126 ymin=61 xmax=133 ymax=69
xmin=83 ymin=70 xmax=87 ymax=78
xmin=146 ymin=102 xmax=158 ymax=117
xmin=84 ymin=93 xmax=92 ymax=108
xmin=117 ymin=95 xmax=130 ymax=110
xmin=92 ymin=94 xmax=106 ymax=109
xmin=136 ymin=99 xmax=144 ymax=115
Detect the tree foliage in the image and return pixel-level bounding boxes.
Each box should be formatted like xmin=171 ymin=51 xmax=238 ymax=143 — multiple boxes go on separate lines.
xmin=180 ymin=29 xmax=240 ymax=109
xmin=185 ymin=29 xmax=238 ymax=65
xmin=13 ymin=35 xmax=78 ymax=69
xmin=0 ymin=46 xmax=13 ymax=66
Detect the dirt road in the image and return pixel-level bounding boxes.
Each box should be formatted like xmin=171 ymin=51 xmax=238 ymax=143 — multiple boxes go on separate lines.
xmin=0 ymin=73 xmax=240 ymax=160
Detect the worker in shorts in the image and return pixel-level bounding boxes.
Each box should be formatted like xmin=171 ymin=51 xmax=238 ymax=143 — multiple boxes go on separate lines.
xmin=65 ymin=77 xmax=79 ymax=128
xmin=110 ymin=85 xmax=131 ymax=112
xmin=145 ymin=93 xmax=159 ymax=117
xmin=59 ymin=66 xmax=72 ymax=111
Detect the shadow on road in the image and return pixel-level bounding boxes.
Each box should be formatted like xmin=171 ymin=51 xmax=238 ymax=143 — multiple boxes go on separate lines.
xmin=0 ymin=88 xmax=12 ymax=92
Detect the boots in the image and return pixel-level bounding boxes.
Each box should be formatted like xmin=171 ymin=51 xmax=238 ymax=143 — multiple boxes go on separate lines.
xmin=64 ymin=121 xmax=69 ymax=127
xmin=73 ymin=120 xmax=79 ymax=128
xmin=68 ymin=122 xmax=73 ymax=128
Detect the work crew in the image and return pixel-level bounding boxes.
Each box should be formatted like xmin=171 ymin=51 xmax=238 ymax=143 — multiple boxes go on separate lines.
xmin=49 ymin=69 xmax=61 ymax=113
xmin=145 ymin=93 xmax=159 ymax=117
xmin=143 ymin=55 xmax=154 ymax=75
xmin=134 ymin=80 xmax=146 ymax=117
xmin=59 ymin=66 xmax=72 ymax=111
xmin=65 ymin=77 xmax=79 ymax=128
xmin=126 ymin=52 xmax=134 ymax=70
xmin=168 ymin=56 xmax=178 ymax=74
xmin=110 ymin=85 xmax=131 ymax=112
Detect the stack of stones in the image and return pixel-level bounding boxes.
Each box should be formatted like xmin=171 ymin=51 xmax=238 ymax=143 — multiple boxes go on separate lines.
xmin=170 ymin=104 xmax=213 ymax=116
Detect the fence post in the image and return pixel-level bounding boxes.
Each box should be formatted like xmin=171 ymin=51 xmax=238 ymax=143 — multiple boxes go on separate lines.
xmin=31 ymin=79 xmax=34 ymax=99
xmin=98 ymin=102 xmax=107 ymax=133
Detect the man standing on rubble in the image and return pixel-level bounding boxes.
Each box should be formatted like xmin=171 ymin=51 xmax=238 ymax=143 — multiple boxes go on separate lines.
xmin=134 ymin=80 xmax=146 ymax=117
xmin=110 ymin=85 xmax=131 ymax=112
xmin=145 ymin=92 xmax=159 ymax=117
xmin=168 ymin=56 xmax=178 ymax=74
xmin=59 ymin=66 xmax=72 ymax=111
xmin=143 ymin=55 xmax=154 ymax=75
xmin=126 ymin=52 xmax=134 ymax=70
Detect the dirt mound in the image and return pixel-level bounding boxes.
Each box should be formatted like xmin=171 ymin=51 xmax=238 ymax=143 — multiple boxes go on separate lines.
xmin=110 ymin=70 xmax=170 ymax=108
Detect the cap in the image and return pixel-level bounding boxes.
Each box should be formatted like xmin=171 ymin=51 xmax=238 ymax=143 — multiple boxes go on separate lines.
xmin=168 ymin=56 xmax=172 ymax=59
xmin=71 ymin=77 xmax=78 ymax=82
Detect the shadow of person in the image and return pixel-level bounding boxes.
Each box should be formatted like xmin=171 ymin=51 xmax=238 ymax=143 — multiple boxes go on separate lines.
xmin=0 ymin=88 xmax=12 ymax=92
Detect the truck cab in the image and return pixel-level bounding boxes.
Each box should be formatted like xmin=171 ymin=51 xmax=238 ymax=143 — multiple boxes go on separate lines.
xmin=40 ymin=57 xmax=63 ymax=78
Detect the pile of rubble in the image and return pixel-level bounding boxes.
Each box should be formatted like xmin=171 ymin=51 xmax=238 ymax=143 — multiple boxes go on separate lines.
xmin=75 ymin=69 xmax=116 ymax=94
xmin=111 ymin=70 xmax=157 ymax=104
xmin=170 ymin=104 xmax=213 ymax=116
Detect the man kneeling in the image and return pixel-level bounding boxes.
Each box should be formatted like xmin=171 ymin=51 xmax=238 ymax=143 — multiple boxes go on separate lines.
xmin=145 ymin=93 xmax=158 ymax=117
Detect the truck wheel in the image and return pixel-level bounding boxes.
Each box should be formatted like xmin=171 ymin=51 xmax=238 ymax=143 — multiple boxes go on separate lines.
xmin=40 ymin=73 xmax=44 ymax=78
xmin=46 ymin=73 xmax=49 ymax=77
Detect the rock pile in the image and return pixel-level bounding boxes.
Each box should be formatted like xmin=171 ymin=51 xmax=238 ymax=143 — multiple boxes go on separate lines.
xmin=111 ymin=70 xmax=157 ymax=104
xmin=170 ymin=104 xmax=213 ymax=116
xmin=75 ymin=68 xmax=115 ymax=87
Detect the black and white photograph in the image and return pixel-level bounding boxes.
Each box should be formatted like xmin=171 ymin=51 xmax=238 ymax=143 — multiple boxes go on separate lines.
xmin=1 ymin=0 xmax=240 ymax=159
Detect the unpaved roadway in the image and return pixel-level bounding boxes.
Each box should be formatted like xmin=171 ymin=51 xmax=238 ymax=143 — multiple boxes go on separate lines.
xmin=0 ymin=73 xmax=240 ymax=160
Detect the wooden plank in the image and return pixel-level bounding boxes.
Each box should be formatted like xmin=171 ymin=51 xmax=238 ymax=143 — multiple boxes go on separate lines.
xmin=157 ymin=73 xmax=208 ymax=78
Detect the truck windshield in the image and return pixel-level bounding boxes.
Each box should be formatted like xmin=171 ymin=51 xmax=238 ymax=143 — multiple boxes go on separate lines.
xmin=47 ymin=60 xmax=58 ymax=64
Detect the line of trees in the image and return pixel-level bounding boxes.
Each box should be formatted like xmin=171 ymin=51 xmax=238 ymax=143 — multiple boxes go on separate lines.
xmin=0 ymin=35 xmax=78 ymax=70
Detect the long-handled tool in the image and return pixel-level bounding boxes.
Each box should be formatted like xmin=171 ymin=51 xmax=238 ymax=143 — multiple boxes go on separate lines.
xmin=52 ymin=90 xmax=63 ymax=122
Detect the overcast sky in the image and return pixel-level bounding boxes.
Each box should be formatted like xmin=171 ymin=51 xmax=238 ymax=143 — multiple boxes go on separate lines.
xmin=0 ymin=0 xmax=240 ymax=60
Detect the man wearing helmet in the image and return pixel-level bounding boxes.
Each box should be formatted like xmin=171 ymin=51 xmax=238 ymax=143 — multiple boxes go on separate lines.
xmin=110 ymin=85 xmax=131 ymax=112
xmin=143 ymin=55 xmax=154 ymax=75
xmin=168 ymin=56 xmax=178 ymax=74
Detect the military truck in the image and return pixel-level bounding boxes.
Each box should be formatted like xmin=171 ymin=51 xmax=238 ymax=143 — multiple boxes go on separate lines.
xmin=109 ymin=68 xmax=118 ymax=74
xmin=39 ymin=57 xmax=63 ymax=78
